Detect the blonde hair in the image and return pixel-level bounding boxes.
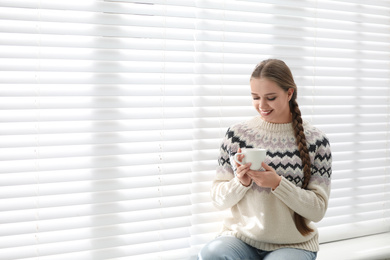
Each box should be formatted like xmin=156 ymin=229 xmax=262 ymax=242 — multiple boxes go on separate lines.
xmin=251 ymin=59 xmax=313 ymax=236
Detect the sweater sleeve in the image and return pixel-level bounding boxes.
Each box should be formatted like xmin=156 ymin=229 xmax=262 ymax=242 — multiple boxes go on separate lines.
xmin=272 ymin=136 xmax=332 ymax=222
xmin=210 ymin=128 xmax=252 ymax=210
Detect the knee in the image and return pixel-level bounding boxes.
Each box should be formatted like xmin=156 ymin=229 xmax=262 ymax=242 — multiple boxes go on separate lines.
xmin=197 ymin=241 xmax=224 ymax=260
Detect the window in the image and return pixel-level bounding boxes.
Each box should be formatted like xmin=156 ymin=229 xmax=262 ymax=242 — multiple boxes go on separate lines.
xmin=1 ymin=0 xmax=389 ymax=259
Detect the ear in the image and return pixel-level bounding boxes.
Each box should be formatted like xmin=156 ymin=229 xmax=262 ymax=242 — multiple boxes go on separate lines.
xmin=287 ymin=88 xmax=294 ymax=101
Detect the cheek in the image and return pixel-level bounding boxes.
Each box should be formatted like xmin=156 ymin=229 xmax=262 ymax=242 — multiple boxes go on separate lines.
xmin=276 ymin=99 xmax=289 ymax=112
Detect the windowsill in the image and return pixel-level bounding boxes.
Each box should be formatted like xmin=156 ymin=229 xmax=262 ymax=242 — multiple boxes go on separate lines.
xmin=317 ymin=232 xmax=390 ymax=260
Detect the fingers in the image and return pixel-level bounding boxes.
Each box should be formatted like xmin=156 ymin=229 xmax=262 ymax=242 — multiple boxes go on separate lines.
xmin=235 ymin=154 xmax=253 ymax=186
xmin=261 ymin=162 xmax=276 ymax=175
xmin=246 ymin=163 xmax=280 ymax=189
xmin=236 ymin=162 xmax=251 ymax=178
xmin=245 ymin=170 xmax=257 ymax=180
xmin=237 ymin=162 xmax=251 ymax=173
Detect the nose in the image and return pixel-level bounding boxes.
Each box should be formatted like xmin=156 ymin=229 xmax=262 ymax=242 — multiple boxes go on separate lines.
xmin=259 ymin=99 xmax=268 ymax=109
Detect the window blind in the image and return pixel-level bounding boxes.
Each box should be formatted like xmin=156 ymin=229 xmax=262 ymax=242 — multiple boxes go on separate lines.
xmin=0 ymin=0 xmax=389 ymax=259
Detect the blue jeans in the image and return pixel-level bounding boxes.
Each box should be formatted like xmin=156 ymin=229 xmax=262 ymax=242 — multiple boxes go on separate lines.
xmin=198 ymin=236 xmax=317 ymax=260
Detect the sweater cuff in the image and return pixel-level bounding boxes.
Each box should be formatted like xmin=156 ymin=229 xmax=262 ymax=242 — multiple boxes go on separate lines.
xmin=233 ymin=176 xmax=253 ymax=190
xmin=271 ymin=176 xmax=293 ymax=197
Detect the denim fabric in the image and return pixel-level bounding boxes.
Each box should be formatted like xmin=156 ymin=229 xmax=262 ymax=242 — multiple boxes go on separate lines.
xmin=198 ymin=236 xmax=317 ymax=260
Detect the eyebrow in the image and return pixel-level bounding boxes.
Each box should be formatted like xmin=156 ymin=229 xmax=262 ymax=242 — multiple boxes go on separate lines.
xmin=251 ymin=93 xmax=277 ymax=96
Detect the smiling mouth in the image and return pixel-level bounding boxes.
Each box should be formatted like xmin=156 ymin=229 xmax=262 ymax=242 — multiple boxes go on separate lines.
xmin=260 ymin=109 xmax=273 ymax=116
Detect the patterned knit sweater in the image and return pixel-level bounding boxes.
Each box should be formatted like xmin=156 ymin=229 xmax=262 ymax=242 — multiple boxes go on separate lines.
xmin=212 ymin=116 xmax=332 ymax=252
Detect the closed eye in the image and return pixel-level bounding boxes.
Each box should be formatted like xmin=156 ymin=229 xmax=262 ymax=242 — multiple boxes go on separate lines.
xmin=252 ymin=96 xmax=276 ymax=101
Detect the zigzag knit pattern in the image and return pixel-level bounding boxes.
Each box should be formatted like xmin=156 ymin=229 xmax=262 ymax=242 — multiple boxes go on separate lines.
xmin=218 ymin=116 xmax=332 ymax=188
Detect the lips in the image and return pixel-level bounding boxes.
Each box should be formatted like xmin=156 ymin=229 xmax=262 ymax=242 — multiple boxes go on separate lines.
xmin=260 ymin=109 xmax=273 ymax=116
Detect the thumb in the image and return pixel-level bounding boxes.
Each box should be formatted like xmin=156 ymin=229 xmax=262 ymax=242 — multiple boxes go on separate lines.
xmin=261 ymin=162 xmax=272 ymax=171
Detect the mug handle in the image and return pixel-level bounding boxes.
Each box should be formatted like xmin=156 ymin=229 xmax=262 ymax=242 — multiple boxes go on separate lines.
xmin=233 ymin=153 xmax=245 ymax=165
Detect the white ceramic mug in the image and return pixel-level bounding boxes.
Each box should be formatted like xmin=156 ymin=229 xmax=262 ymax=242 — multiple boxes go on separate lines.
xmin=233 ymin=148 xmax=267 ymax=170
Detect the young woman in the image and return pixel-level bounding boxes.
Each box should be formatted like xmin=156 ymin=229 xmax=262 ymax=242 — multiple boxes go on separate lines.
xmin=198 ymin=59 xmax=332 ymax=260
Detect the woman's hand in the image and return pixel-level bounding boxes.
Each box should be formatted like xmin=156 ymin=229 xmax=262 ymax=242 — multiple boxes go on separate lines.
xmin=247 ymin=162 xmax=281 ymax=190
xmin=234 ymin=148 xmax=253 ymax=187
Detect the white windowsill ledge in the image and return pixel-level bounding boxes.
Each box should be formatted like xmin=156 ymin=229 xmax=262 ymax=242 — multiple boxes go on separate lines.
xmin=317 ymin=232 xmax=390 ymax=260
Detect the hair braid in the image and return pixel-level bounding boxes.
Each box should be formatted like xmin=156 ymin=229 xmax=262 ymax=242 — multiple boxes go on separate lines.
xmin=290 ymin=99 xmax=313 ymax=235
xmin=291 ymin=99 xmax=311 ymax=189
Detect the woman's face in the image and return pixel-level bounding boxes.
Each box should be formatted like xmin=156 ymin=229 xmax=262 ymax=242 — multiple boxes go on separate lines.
xmin=250 ymin=77 xmax=294 ymax=124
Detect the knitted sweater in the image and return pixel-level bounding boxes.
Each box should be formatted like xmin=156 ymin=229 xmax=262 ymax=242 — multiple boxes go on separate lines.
xmin=212 ymin=116 xmax=332 ymax=252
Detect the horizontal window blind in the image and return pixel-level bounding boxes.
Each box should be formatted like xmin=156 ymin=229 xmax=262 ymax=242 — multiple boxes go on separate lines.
xmin=0 ymin=0 xmax=389 ymax=259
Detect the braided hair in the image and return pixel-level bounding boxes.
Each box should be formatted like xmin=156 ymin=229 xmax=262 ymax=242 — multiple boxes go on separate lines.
xmin=251 ymin=59 xmax=313 ymax=236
